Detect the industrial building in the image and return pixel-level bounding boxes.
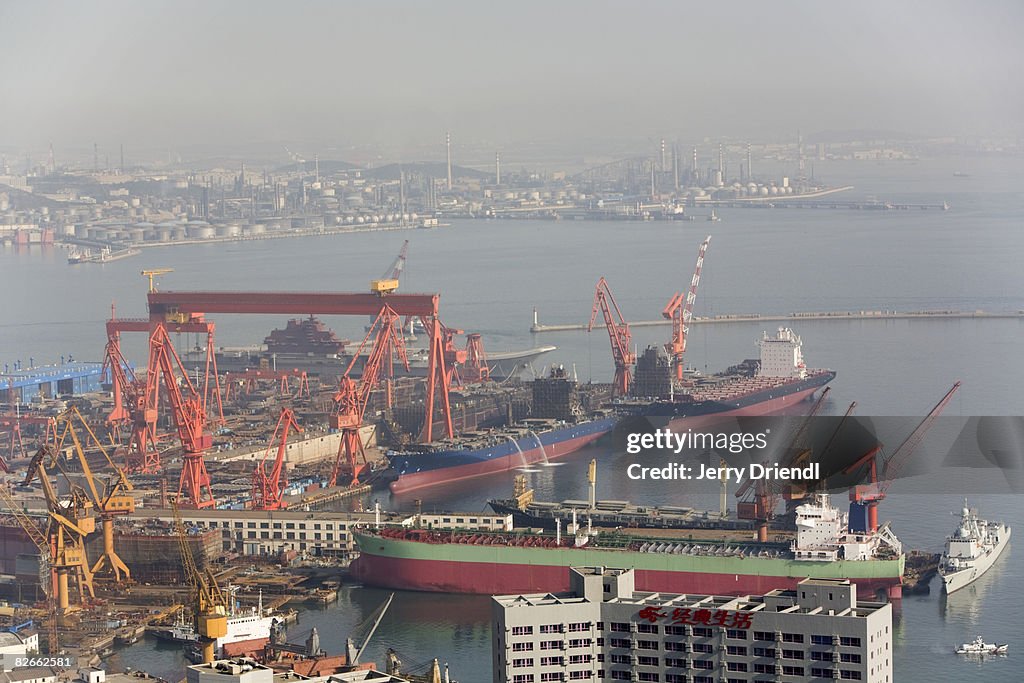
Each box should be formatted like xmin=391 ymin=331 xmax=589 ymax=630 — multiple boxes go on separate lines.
xmin=492 ymin=569 xmax=892 ymax=683
xmin=0 ymin=362 xmax=107 ymax=403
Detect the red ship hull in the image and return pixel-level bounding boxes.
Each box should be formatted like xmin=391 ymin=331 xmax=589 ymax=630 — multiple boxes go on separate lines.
xmin=388 ymin=429 xmax=607 ymax=495
xmin=664 ymin=384 xmax=824 ymax=430
xmin=350 ymin=553 xmax=902 ymax=600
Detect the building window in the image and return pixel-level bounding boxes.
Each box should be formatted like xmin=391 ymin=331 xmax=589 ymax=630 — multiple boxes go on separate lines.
xmin=692 ymin=660 xmax=713 ymax=670
xmin=512 ymin=676 xmax=534 ymax=683
xmin=540 ymin=656 xmax=563 ymax=666
xmin=782 ymin=649 xmax=804 ymax=660
xmin=665 ymin=626 xmax=686 ymax=636
xmin=781 ymin=665 xmax=804 ymax=676
xmin=665 ymin=642 xmax=686 ymax=652
xmin=540 ymin=674 xmax=563 ymax=682
xmin=667 ymin=676 xmax=686 ymax=683
xmin=693 ymin=677 xmax=713 ymax=683
xmin=610 ymin=622 xmax=630 ymax=632
xmin=840 ymin=637 xmax=862 ymax=647
xmin=754 ymin=647 xmax=776 ymax=658
xmin=726 ymin=629 xmax=748 ymax=640
xmin=636 ymin=640 xmax=658 ymax=650
xmin=610 ymin=654 xmax=630 ymax=664
xmin=693 ymin=643 xmax=713 ymax=654
xmin=540 ymin=641 xmax=562 ymax=650
xmin=726 ymin=662 xmax=747 ymax=672
xmin=637 ymin=623 xmax=658 ymax=634
xmin=512 ymin=626 xmax=533 ymax=636
xmin=610 ymin=673 xmax=630 ymax=681
xmin=513 ymin=658 xmax=533 ymax=668
xmin=637 ymin=655 xmax=658 ymax=666
xmin=569 ymin=655 xmax=592 ymax=664
xmin=810 ymin=651 xmax=830 ymax=661
xmin=568 ymin=673 xmax=592 ymax=680
xmin=692 ymin=627 xmax=713 ymax=638
xmin=754 ymin=631 xmax=775 ymax=642
xmin=610 ymin=639 xmax=630 ymax=649
xmin=840 ymin=672 xmax=862 ymax=680
xmin=727 ymin=645 xmax=746 ymax=656
xmin=541 ymin=624 xmax=562 ymax=634
xmin=568 ymin=639 xmax=592 ymax=648
xmin=811 ymin=634 xmax=832 ymax=645
xmin=754 ymin=663 xmax=773 ymax=674
xmin=568 ymin=622 xmax=591 ymax=632
xmin=665 ymin=657 xmax=686 ymax=668
xmin=637 ymin=674 xmax=659 ymax=682
xmin=811 ymin=668 xmax=831 ymax=678
xmin=840 ymin=653 xmax=862 ymax=663
xmin=782 ymin=633 xmax=805 ymax=643
xmin=512 ymin=642 xmax=534 ymax=652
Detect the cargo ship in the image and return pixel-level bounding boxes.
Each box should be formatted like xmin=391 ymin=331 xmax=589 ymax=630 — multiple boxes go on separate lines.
xmin=619 ymin=327 xmax=834 ymax=428
xmin=185 ymin=316 xmax=555 ymax=383
xmin=351 ymin=494 xmax=905 ymax=600
xmin=387 ymin=366 xmax=615 ymax=494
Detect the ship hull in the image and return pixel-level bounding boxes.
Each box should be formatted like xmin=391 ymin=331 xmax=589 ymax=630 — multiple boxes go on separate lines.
xmin=941 ymin=526 xmax=1011 ymax=594
xmin=388 ymin=418 xmax=616 ymax=494
xmin=351 ymin=530 xmax=904 ymax=600
xmin=629 ymin=371 xmax=836 ymax=430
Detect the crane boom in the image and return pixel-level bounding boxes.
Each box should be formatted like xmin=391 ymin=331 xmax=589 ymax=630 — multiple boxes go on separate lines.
xmin=588 ymin=277 xmax=635 ymax=396
xmin=662 ymin=236 xmax=711 ymax=380
xmin=381 ymin=240 xmax=410 ymax=281
xmin=251 ymin=408 xmax=302 ymax=510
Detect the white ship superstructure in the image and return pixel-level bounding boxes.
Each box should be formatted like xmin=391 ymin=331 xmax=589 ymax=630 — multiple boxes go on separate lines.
xmin=791 ymin=493 xmax=902 ymax=562
xmin=940 ymin=501 xmax=1011 ymax=594
xmin=757 ymin=327 xmax=807 ymax=378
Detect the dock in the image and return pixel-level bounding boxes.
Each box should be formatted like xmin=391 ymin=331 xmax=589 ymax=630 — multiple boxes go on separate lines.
xmin=531 ymin=309 xmax=1024 ymax=333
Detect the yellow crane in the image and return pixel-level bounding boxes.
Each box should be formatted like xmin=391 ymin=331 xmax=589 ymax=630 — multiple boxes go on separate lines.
xmin=24 ymin=445 xmax=96 ymax=611
xmin=0 ymin=482 xmax=60 ymax=653
xmin=172 ymin=500 xmax=228 ymax=664
xmin=141 ymin=268 xmax=174 ymax=293
xmin=52 ymin=407 xmax=135 ymax=582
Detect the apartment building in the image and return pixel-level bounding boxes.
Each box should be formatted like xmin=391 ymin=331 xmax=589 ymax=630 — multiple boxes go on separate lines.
xmin=493 ymin=568 xmax=892 ymax=683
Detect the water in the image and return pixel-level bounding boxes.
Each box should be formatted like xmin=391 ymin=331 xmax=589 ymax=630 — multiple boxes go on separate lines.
xmin=3 ymin=155 xmax=1024 ymax=680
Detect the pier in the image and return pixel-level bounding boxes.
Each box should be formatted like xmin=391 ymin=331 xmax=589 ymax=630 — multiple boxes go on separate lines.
xmin=530 ymin=309 xmax=1024 ymax=333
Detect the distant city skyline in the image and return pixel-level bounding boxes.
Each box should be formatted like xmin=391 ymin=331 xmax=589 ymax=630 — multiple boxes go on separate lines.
xmin=1 ymin=0 xmax=1022 ymax=155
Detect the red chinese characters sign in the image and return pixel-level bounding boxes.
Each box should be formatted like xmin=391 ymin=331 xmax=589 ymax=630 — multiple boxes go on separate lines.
xmin=635 ymin=606 xmax=753 ymax=630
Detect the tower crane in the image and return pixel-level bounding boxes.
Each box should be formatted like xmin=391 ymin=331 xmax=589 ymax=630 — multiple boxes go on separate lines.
xmin=329 ymin=304 xmax=409 ymax=487
xmin=662 ymin=235 xmax=710 ymax=381
xmin=172 ymin=501 xmax=228 ymax=664
xmin=251 ymin=408 xmax=302 ymax=510
xmin=103 ymin=326 xmax=161 ymax=473
xmin=52 ymin=407 xmax=134 ymax=582
xmin=587 ymin=277 xmax=635 ymax=396
xmin=736 ymin=387 xmax=830 ymax=542
xmin=842 ymin=382 xmax=960 ymax=533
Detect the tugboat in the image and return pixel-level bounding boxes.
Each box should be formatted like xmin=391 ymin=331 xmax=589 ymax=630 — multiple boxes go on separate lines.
xmin=955 ymin=636 xmax=1008 ymax=655
xmin=939 ymin=500 xmax=1011 ymax=594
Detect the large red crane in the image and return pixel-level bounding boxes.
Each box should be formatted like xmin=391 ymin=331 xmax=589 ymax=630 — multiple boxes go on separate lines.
xmin=251 ymin=408 xmax=302 ymax=510
xmin=587 ymin=277 xmax=635 ymax=396
xmin=329 ymin=304 xmax=409 ymax=486
xmin=662 ymin=235 xmax=711 ymax=381
xmin=842 ymin=382 xmax=960 ymax=533
xmin=381 ymin=240 xmax=410 ymax=281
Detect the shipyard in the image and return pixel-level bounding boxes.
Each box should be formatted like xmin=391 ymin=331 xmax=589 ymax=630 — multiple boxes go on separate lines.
xmin=2 ymin=3 xmax=1021 ymax=683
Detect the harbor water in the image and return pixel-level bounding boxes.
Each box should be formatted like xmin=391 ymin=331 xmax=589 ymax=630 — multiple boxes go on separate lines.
xmin=2 ymin=155 xmax=1022 ymax=680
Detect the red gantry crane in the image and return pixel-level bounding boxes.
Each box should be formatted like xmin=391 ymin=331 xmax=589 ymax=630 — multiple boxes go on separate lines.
xmin=842 ymin=382 xmax=961 ymax=533
xmin=251 ymin=408 xmax=302 ymax=510
xmin=329 ymin=304 xmax=409 ymax=487
xmin=662 ymin=235 xmax=711 ymax=381
xmin=587 ymin=277 xmax=635 ymax=396
xmin=462 ymin=333 xmax=490 ymax=384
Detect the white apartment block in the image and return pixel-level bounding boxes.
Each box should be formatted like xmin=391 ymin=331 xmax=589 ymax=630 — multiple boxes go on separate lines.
xmin=493 ymin=568 xmax=892 ymax=683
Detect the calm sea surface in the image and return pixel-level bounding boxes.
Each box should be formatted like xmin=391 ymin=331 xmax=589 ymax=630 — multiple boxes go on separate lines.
xmin=2 ymin=156 xmax=1022 ymax=680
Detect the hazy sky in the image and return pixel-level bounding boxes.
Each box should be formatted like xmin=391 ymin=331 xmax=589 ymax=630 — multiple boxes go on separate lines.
xmin=2 ymin=0 xmax=1022 ymax=157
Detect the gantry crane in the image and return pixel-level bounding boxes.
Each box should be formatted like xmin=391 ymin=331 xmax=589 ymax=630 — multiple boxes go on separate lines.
xmin=842 ymin=382 xmax=960 ymax=533
xmin=736 ymin=387 xmax=830 ymax=541
xmin=587 ymin=277 xmax=635 ymax=396
xmin=329 ymin=304 xmax=409 ymax=487
xmin=0 ymin=481 xmax=59 ymax=652
xmin=662 ymin=235 xmax=711 ymax=381
xmin=23 ymin=445 xmax=96 ymax=611
xmin=172 ymin=501 xmax=228 ymax=664
xmin=52 ymin=407 xmax=135 ymax=582
xmin=251 ymin=408 xmax=302 ymax=510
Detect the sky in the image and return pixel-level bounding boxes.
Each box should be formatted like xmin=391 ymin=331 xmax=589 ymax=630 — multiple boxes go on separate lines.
xmin=1 ymin=0 xmax=1022 ymax=159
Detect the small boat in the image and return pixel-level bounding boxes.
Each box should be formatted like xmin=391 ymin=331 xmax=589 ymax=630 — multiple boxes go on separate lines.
xmin=955 ymin=636 xmax=1008 ymax=655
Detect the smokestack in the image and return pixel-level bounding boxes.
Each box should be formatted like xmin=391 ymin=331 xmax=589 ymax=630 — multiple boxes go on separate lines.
xmin=746 ymin=143 xmax=752 ymax=182
xmin=495 ymin=151 xmax=501 ymax=185
xmin=660 ymin=138 xmax=666 ymax=171
xmin=446 ymin=132 xmax=452 ymax=190
xmin=120 ymin=143 xmax=124 ymax=173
